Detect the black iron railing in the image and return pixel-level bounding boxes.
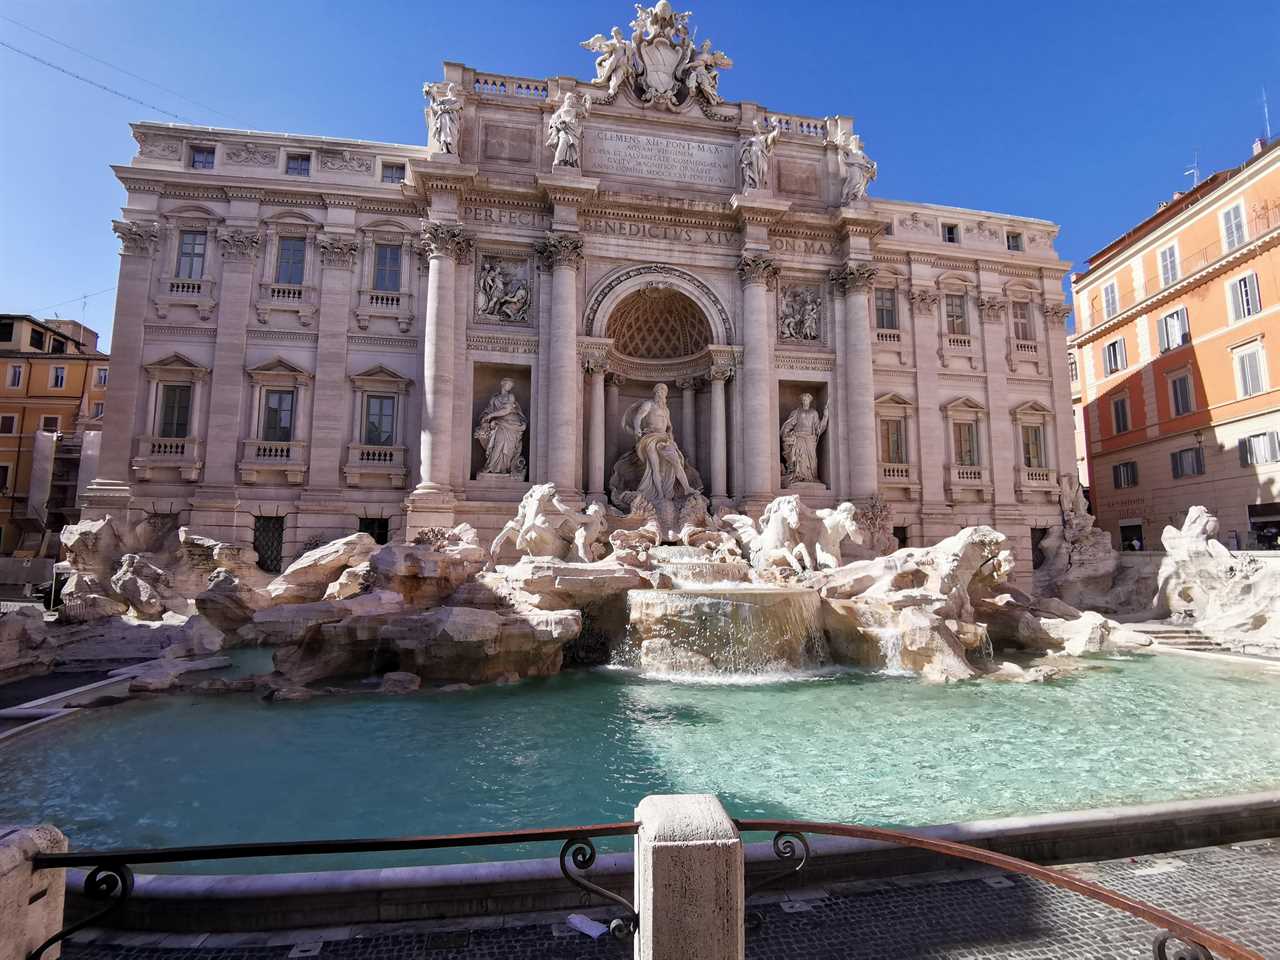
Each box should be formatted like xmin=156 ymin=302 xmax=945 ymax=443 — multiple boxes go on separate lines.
xmin=26 ymin=821 xmax=641 ymax=960
xmin=735 ymin=819 xmax=1263 ymax=960
xmin=25 ymin=817 xmax=1264 ymax=960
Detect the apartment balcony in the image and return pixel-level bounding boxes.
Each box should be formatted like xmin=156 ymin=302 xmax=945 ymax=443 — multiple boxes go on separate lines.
xmin=946 ymin=463 xmax=990 ymax=502
xmin=355 ymin=288 xmax=415 ymax=333
xmin=1016 ymin=464 xmax=1058 ymax=502
xmin=1006 ymin=337 xmax=1044 ymax=374
xmin=131 ymin=436 xmax=203 ymax=482
xmin=344 ymin=443 xmax=408 ymax=488
xmin=938 ymin=332 xmax=980 ymax=370
xmin=154 ymin=276 xmax=217 ymax=322
xmin=238 ymin=439 xmax=308 ymax=485
xmin=872 ymin=327 xmax=911 ymax=367
xmin=255 ymin=282 xmax=317 ymax=324
xmin=877 ymin=462 xmax=920 ymax=499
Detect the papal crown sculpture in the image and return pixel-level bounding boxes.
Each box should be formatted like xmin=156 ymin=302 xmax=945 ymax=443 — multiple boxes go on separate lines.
xmin=582 ymin=1 xmax=734 ymax=112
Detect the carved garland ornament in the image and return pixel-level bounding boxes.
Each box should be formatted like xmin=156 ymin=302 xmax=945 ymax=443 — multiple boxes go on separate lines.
xmin=584 ymin=263 xmax=733 ymax=340
xmin=535 ymin=232 xmax=585 ymax=269
xmin=113 ymin=220 xmax=160 ymax=256
xmin=216 ymin=228 xmax=261 ymax=262
xmin=418 ymin=221 xmax=474 ymax=263
xmin=908 ymin=288 xmax=940 ymax=309
xmin=320 ymin=150 xmax=374 ymax=174
xmin=225 ymin=142 xmax=277 ymax=166
xmin=977 ymin=296 xmax=1007 ymax=323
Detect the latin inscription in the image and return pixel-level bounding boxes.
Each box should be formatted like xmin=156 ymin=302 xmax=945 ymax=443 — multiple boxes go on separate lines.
xmin=462 ymin=205 xmax=550 ymax=231
xmin=584 ymin=129 xmax=735 ymax=189
xmin=771 ymin=236 xmax=834 ymax=256
xmin=582 ymin=216 xmax=737 ymax=246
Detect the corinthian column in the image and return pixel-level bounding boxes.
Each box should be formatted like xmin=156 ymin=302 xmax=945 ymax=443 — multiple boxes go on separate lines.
xmin=708 ymin=363 xmax=732 ymax=503
xmin=413 ymin=221 xmax=472 ymax=498
xmin=737 ymin=254 xmax=779 ymax=503
xmin=585 ymin=360 xmax=607 ymax=500
xmin=832 ymin=263 xmax=878 ymax=499
xmin=535 ymin=232 xmax=584 ymax=493
xmin=676 ymin=377 xmax=698 ymax=457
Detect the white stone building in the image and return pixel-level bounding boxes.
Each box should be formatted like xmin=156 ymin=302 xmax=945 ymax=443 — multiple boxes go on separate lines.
xmin=84 ymin=4 xmax=1074 ymax=579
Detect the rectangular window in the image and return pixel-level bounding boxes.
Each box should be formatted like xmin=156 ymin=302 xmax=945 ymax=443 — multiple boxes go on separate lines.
xmin=1223 ymin=204 xmax=1246 ymax=251
xmin=1239 ymin=432 xmax=1280 ymax=466
xmin=51 ymin=366 xmax=65 ymax=389
xmin=1112 ymin=394 xmax=1130 ymax=434
xmin=51 ymin=339 xmax=65 ymax=354
xmin=381 ymin=162 xmax=405 ymax=183
xmin=1006 ymin=232 xmax=1023 ymax=252
xmin=879 ymin=419 xmax=906 ymax=464
xmin=1112 ymin=461 xmax=1139 ymax=488
xmin=1171 ymin=373 xmax=1193 ymax=416
xmin=1011 ymin=301 xmax=1032 ymax=341
xmin=1159 ymin=245 xmax=1179 ymax=287
xmin=944 ymin=294 xmax=967 ymax=335
xmin=0 ymin=321 xmax=12 ymax=343
xmin=373 ymin=244 xmax=402 ymax=292
xmin=1171 ymin=446 xmax=1205 ymax=478
xmin=95 ymin=367 xmax=108 ymax=387
xmin=1158 ymin=308 xmax=1190 ymax=352
xmin=8 ymin=365 xmax=21 ymax=388
xmin=262 ymin=389 xmax=295 ymax=442
xmin=0 ymin=464 xmax=8 ymax=493
xmin=1068 ymin=353 xmax=1078 ymax=382
xmin=953 ymin=421 xmax=979 ymax=466
xmin=874 ymin=289 xmax=898 ymax=329
xmin=176 ymin=230 xmax=207 ymax=279
xmin=158 ymin=384 xmax=192 ymax=438
xmin=91 ymin=401 xmax=105 ymax=418
xmin=1102 ymin=282 xmax=1119 ymax=319
xmin=1237 ymin=348 xmax=1265 ymax=398
xmin=364 ymin=395 xmax=396 ymax=446
xmin=1103 ymin=338 xmax=1127 ymax=374
xmin=41 ymin=415 xmax=59 ymax=432
xmin=285 ymin=153 xmax=310 ymax=176
xmin=0 ymin=415 xmax=14 ymax=434
xmin=190 ymin=146 xmax=215 ymax=169
xmin=1021 ymin=424 xmax=1045 ymax=468
xmin=1229 ymin=273 xmax=1262 ymax=322
xmin=29 ymin=328 xmax=44 ymax=350
xmin=942 ymin=223 xmax=959 ymax=244
xmin=275 ymin=237 xmax=306 ymax=285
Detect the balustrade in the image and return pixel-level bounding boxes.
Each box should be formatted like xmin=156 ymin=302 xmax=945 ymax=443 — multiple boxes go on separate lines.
xmin=473 ymin=74 xmax=549 ymax=99
xmin=131 ymin=436 xmax=202 ymax=482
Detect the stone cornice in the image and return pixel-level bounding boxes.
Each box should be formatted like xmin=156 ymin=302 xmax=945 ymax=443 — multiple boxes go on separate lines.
xmin=409 ymin=158 xmax=479 ymax=198
xmin=537 ymin=172 xmax=601 ymax=206
xmin=730 ymin=192 xmax=792 ymax=227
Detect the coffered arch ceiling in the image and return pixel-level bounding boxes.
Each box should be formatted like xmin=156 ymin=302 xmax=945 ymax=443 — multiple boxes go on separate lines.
xmin=606 ymin=288 xmax=713 ymax=360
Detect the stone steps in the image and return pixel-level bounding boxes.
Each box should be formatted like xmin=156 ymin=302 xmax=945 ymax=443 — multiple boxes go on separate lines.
xmin=1128 ymin=623 xmax=1221 ymax=650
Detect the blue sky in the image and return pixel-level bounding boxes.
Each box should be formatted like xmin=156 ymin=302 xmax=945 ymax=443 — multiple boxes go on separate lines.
xmin=2 ymin=0 xmax=1278 ymax=351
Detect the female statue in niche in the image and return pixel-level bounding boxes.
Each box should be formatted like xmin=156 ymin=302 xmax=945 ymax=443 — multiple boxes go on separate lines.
xmin=474 ymin=378 xmax=527 ymax=478
xmin=780 ymin=393 xmax=828 ymax=486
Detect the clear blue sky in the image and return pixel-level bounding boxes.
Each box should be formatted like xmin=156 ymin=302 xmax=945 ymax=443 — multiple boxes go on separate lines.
xmin=2 ymin=0 xmax=1278 ymax=351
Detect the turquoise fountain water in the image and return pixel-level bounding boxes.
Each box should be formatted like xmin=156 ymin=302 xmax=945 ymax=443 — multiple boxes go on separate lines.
xmin=1 ymin=653 xmax=1278 ymax=873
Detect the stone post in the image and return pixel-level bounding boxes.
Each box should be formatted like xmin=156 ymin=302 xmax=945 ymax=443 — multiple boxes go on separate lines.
xmin=408 ymin=222 xmax=472 ymax=521
xmin=536 ymin=232 xmax=585 ymax=494
xmin=708 ymin=364 xmax=731 ymax=504
xmin=586 ymin=361 xmax=606 ymax=500
xmin=634 ymin=795 xmax=744 ymax=960
xmin=82 ymin=221 xmax=159 ymax=517
xmin=305 ymin=233 xmax=358 ymax=489
xmin=834 ymin=263 xmax=879 ymax=499
xmin=605 ymin=373 xmax=624 ymax=477
xmin=1 ymin=825 xmax=68 ymax=960
xmin=737 ymin=255 xmax=779 ymax=505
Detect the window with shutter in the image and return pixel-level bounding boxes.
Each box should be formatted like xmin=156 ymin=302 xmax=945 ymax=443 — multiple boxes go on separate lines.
xmin=158 ymin=384 xmax=192 ymax=438
xmin=1112 ymin=395 xmax=1130 ymax=434
xmin=1231 ymin=273 xmax=1261 ymax=321
xmin=1171 ymin=374 xmax=1193 ymax=416
xmin=1237 ymin=349 xmax=1264 ymax=398
xmin=1223 ymin=205 xmax=1246 ymax=251
xmin=1159 ymin=245 xmax=1179 ymax=286
xmin=1103 ymin=283 xmax=1118 ymax=318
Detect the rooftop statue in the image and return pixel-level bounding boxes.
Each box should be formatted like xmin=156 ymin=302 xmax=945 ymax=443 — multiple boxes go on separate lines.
xmin=832 ymin=130 xmax=877 ymax=204
xmin=739 ymin=119 xmax=780 ymax=191
xmin=547 ymin=91 xmax=592 ymax=168
xmin=423 ymin=81 xmax=462 ymax=154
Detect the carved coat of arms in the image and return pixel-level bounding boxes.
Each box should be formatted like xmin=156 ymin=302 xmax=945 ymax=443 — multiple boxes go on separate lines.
xmin=581 ymin=2 xmax=732 ymax=111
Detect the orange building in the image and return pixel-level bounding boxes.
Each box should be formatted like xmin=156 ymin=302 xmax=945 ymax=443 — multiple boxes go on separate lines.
xmin=1070 ymin=138 xmax=1280 ymax=551
xmin=0 ymin=315 xmax=110 ymax=558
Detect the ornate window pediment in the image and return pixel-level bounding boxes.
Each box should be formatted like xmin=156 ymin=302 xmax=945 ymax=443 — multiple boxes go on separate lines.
xmin=1011 ymin=399 xmax=1053 ymax=419
xmin=350 ymin=364 xmax=412 ymax=393
xmin=874 ymin=391 xmax=913 ymax=409
xmin=143 ymin=353 xmax=210 ymax=381
xmin=247 ymin=357 xmax=313 ymax=386
xmin=942 ymin=395 xmax=986 ymax=414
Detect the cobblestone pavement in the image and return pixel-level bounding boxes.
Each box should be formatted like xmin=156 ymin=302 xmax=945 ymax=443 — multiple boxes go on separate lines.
xmin=63 ymin=839 xmax=1280 ymax=960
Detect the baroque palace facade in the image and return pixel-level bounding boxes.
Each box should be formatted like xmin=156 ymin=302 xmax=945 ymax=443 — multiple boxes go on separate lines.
xmin=86 ymin=3 xmax=1074 ymax=576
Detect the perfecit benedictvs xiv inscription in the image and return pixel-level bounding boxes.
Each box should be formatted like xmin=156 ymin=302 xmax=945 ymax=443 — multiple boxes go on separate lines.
xmin=585 ymin=129 xmax=735 ymax=188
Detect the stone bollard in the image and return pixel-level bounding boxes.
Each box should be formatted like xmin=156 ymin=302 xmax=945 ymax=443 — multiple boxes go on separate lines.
xmin=0 ymin=825 xmax=68 ymax=960
xmin=634 ymin=795 xmax=744 ymax=960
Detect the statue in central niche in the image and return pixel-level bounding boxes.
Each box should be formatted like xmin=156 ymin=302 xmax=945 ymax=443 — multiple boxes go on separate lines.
xmin=780 ymin=393 xmax=828 ymax=487
xmin=610 ymin=382 xmax=707 ymax=539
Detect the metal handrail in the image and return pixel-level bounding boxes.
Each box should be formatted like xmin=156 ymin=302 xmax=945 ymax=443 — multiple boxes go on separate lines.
xmin=27 ymin=821 xmax=641 ymax=959
xmin=735 ymin=818 xmax=1262 ymax=960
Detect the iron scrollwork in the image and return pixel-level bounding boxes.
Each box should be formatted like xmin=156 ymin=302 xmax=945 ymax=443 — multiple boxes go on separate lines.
xmin=745 ymin=830 xmax=810 ymax=931
xmin=29 ymin=863 xmax=135 ymax=960
xmin=1153 ymin=932 xmax=1216 ymax=960
xmin=559 ymin=836 xmax=639 ymax=940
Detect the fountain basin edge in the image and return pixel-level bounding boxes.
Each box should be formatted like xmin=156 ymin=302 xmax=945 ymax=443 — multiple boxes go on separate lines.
xmin=63 ymin=788 xmax=1280 ymax=933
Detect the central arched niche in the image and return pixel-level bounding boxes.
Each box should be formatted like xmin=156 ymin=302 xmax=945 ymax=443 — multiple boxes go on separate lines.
xmin=606 ymin=288 xmax=713 ymax=360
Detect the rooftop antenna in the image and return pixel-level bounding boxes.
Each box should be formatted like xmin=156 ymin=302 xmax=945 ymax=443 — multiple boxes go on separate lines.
xmin=1184 ymin=149 xmax=1200 ymax=187
xmin=1264 ymin=86 xmax=1273 ymax=142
